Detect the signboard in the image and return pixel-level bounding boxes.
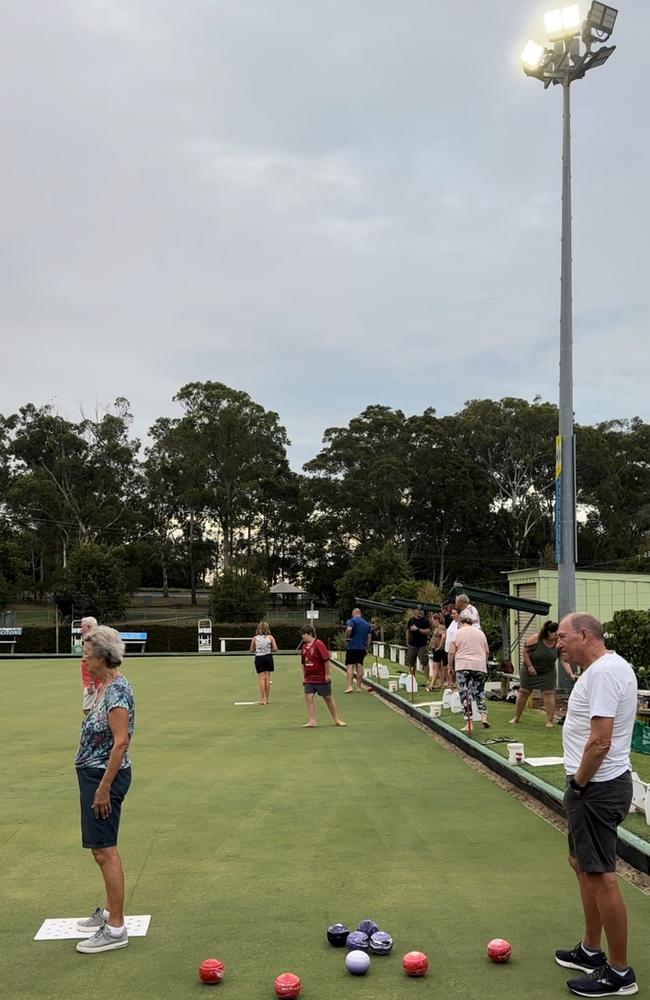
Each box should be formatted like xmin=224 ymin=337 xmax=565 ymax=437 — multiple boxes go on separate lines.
xmin=305 ymin=610 xmax=319 ymax=620
xmin=554 ymin=434 xmax=562 ymax=563
xmin=0 ymin=627 xmax=22 ymax=636
xmin=198 ymin=618 xmax=213 ymax=653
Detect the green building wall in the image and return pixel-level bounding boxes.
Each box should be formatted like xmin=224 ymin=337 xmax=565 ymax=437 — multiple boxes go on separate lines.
xmin=506 ymin=569 xmax=650 ymax=667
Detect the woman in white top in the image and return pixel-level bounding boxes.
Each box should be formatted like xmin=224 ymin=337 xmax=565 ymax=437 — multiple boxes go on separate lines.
xmin=448 ymin=612 xmax=490 ymax=730
xmin=249 ymin=621 xmax=278 ymax=705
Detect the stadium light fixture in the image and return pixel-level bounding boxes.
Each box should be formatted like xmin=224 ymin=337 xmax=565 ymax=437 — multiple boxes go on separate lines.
xmin=583 ymin=2 xmax=618 ymax=42
xmin=522 ymin=39 xmax=547 ymax=70
xmin=544 ymin=5 xmax=581 ymax=41
xmin=520 ymin=4 xmax=619 ymax=657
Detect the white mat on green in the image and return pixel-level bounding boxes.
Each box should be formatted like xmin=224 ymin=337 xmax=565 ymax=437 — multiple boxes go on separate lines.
xmin=34 ymin=915 xmax=151 ymax=940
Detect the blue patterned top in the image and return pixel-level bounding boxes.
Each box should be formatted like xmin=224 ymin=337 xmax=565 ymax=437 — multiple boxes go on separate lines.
xmin=75 ymin=675 xmax=135 ymax=770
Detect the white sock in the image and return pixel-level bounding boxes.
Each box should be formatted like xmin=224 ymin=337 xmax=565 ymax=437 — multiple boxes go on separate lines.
xmin=611 ymin=966 xmax=631 ymax=977
xmin=107 ymin=924 xmax=126 ymax=936
xmin=101 ymin=908 xmax=109 ymax=920
xmin=582 ymin=943 xmax=601 ymax=957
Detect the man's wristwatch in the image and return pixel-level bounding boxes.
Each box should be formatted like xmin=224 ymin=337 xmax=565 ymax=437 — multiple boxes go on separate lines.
xmin=569 ymin=777 xmax=587 ymax=794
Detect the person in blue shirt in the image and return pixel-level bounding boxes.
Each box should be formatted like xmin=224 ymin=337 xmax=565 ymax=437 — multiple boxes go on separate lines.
xmin=344 ymin=608 xmax=372 ymax=692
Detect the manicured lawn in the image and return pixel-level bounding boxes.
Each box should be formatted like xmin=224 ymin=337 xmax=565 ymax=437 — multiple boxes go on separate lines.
xmin=2 ymin=655 xmax=648 ymax=1000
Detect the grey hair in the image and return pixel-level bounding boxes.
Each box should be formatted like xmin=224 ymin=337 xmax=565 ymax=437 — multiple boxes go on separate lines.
xmin=456 ymin=594 xmax=469 ymax=606
xmin=459 ymin=610 xmax=474 ymax=623
xmin=81 ymin=616 xmax=98 ymax=628
xmin=565 ymin=613 xmax=604 ymax=642
xmin=84 ymin=625 xmax=124 ymax=668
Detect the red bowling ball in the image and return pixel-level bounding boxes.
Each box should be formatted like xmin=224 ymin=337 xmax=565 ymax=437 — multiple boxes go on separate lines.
xmin=402 ymin=951 xmax=429 ymax=977
xmin=487 ymin=938 xmax=512 ymax=963
xmin=198 ymin=958 xmax=225 ymax=983
xmin=274 ymin=972 xmax=302 ymax=998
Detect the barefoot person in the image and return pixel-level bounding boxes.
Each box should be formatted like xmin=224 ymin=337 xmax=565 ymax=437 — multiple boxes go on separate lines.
xmin=509 ymin=621 xmax=576 ymax=728
xmin=554 ymin=613 xmax=638 ymax=997
xmin=250 ymin=621 xmax=278 ymax=705
xmin=74 ymin=626 xmax=135 ymax=954
xmin=300 ymin=626 xmax=346 ymax=728
xmin=344 ymin=608 xmax=372 ymax=692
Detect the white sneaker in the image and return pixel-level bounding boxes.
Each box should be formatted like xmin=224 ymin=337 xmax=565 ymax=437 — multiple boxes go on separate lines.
xmin=76 ymin=925 xmax=128 ymax=953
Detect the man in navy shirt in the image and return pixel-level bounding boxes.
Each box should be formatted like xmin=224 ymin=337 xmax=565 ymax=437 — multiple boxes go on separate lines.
xmin=344 ymin=608 xmax=372 ymax=692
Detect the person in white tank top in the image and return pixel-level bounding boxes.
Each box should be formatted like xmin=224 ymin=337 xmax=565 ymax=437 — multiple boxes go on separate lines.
xmin=249 ymin=622 xmax=278 ymax=705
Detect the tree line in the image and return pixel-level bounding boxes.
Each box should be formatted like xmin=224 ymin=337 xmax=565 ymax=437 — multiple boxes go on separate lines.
xmin=1 ymin=382 xmax=649 ymax=618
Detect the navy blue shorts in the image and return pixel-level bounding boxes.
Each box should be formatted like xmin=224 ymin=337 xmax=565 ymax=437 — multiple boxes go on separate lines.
xmin=77 ymin=767 xmax=132 ymax=849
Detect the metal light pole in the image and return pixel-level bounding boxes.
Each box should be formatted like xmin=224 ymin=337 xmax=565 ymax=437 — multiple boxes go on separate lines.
xmin=558 ymin=76 xmax=575 ymax=625
xmin=522 ymin=3 xmax=618 ymax=635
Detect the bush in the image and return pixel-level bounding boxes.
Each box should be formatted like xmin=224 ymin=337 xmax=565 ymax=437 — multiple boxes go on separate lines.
xmin=603 ymin=609 xmax=650 ymax=684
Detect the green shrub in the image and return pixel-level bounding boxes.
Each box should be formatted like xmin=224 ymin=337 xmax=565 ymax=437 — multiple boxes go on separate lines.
xmin=603 ymin=609 xmax=650 ymax=682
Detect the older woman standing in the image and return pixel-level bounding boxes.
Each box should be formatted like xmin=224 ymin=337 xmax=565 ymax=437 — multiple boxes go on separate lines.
xmin=449 ymin=611 xmax=490 ymax=730
xmin=74 ymin=626 xmax=135 ymax=954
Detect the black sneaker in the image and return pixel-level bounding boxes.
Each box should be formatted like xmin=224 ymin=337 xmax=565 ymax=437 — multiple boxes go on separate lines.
xmin=567 ymin=962 xmax=638 ymax=997
xmin=556 ymin=943 xmax=607 ymax=973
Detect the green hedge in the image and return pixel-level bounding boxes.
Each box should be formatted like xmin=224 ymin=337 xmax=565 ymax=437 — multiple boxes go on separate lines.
xmin=11 ymin=623 xmax=343 ymax=656
xmin=604 ymin=610 xmax=650 ymax=684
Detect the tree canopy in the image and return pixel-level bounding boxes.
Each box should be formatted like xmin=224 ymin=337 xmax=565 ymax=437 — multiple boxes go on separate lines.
xmin=2 ymin=386 xmax=649 ymax=614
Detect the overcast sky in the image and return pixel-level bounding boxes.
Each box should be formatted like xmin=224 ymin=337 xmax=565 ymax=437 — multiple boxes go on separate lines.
xmin=2 ymin=0 xmax=648 ymax=469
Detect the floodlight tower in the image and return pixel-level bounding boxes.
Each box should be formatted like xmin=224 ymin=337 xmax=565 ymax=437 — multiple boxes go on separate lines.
xmin=521 ymin=3 xmax=618 ymax=637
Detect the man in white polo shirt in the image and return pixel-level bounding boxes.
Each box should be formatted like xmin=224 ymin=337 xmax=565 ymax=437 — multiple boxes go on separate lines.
xmin=554 ymin=613 xmax=638 ymax=998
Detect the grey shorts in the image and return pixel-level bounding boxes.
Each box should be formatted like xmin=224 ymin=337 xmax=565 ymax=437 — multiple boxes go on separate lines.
xmin=564 ymin=770 xmax=632 ymax=873
xmin=406 ymin=645 xmax=428 ymax=668
xmin=303 ymin=682 xmax=332 ymax=697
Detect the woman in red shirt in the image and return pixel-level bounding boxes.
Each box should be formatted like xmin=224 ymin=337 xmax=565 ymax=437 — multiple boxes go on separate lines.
xmin=300 ymin=627 xmax=346 ymax=728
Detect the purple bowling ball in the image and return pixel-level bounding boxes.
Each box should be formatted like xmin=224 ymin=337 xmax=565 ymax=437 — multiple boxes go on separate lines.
xmin=346 ymin=931 xmax=369 ymax=952
xmin=357 ymin=919 xmax=379 ymax=938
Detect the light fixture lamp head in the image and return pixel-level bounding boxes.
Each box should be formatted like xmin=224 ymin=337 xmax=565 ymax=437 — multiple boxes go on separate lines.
xmin=521 ymin=39 xmax=548 ymax=73
xmin=583 ymin=1 xmax=618 ymax=43
xmin=544 ymin=5 xmax=582 ymax=41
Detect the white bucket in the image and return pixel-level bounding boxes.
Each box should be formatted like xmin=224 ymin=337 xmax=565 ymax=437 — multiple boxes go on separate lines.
xmin=507 ymin=742 xmax=525 ymax=764
xmin=388 ymin=679 xmax=398 ymax=693
xmin=429 ymin=702 xmax=442 ymax=718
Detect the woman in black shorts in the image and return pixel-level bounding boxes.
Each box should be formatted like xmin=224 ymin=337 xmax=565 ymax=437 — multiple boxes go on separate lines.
xmin=250 ymin=621 xmax=278 ymax=705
